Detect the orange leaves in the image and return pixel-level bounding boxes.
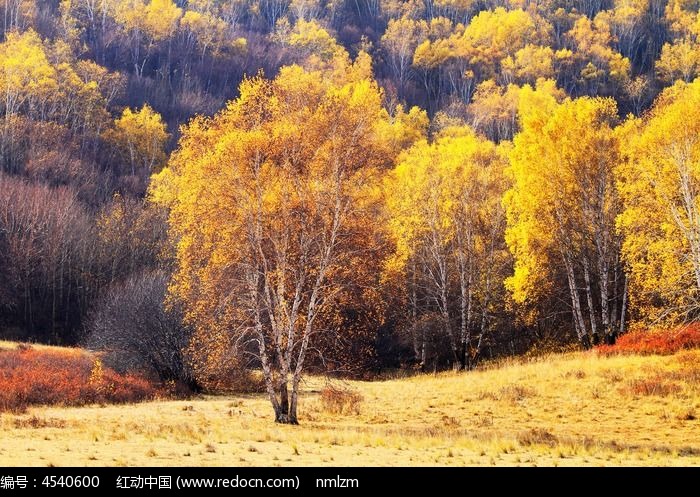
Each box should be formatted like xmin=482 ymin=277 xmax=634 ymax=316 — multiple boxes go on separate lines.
xmin=0 ymin=346 xmax=160 ymax=413
xmin=597 ymin=324 xmax=700 ymax=356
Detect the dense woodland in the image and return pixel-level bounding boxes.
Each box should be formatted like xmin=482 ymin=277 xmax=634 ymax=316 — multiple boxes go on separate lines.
xmin=2 ymin=0 xmax=700 ymax=420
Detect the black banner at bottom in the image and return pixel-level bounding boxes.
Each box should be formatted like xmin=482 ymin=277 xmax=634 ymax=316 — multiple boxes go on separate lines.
xmin=0 ymin=467 xmax=691 ymax=493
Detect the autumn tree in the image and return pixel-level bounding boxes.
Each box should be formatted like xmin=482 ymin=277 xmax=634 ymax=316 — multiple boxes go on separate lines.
xmin=104 ymin=105 xmax=168 ymax=177
xmin=501 ymin=45 xmax=555 ymax=85
xmin=380 ymin=16 xmax=427 ymax=99
xmin=467 ymin=78 xmax=564 ymax=142
xmin=0 ymin=30 xmax=116 ymax=171
xmin=281 ymin=18 xmax=347 ymax=66
xmin=655 ymin=0 xmax=700 ymax=83
xmin=505 ymin=90 xmax=626 ymax=346
xmin=559 ymin=15 xmax=631 ymax=96
xmin=0 ymin=30 xmax=57 ymax=121
xmin=600 ymin=0 xmax=653 ymax=67
xmin=114 ymin=0 xmax=183 ymax=78
xmin=467 ymin=80 xmax=520 ymax=142
xmin=656 ymin=38 xmax=700 ymax=83
xmin=385 ymin=127 xmax=509 ymax=369
xmin=617 ymin=79 xmax=700 ymax=323
xmin=151 ymin=63 xmax=419 ymax=423
xmin=412 ymin=9 xmax=551 ymax=108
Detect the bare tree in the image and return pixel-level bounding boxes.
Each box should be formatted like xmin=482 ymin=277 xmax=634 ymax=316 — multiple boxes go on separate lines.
xmin=85 ymin=270 xmax=198 ymax=389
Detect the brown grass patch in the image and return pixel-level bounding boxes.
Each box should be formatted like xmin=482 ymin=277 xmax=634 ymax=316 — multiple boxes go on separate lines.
xmin=13 ymin=416 xmax=67 ymax=429
xmin=319 ymin=385 xmax=363 ymax=415
xmin=517 ymin=428 xmax=559 ymax=448
xmin=498 ymin=384 xmax=535 ymax=402
xmin=624 ymin=377 xmax=682 ymax=397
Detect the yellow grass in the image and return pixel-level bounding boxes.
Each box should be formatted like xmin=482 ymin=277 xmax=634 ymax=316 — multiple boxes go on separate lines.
xmin=0 ymin=346 xmax=698 ymax=466
xmin=0 ymin=340 xmax=78 ymax=353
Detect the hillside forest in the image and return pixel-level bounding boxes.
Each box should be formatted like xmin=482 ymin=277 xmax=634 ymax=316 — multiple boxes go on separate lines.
xmin=1 ymin=0 xmax=700 ymax=422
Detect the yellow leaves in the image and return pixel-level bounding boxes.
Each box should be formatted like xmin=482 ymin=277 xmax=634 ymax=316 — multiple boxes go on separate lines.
xmin=376 ymin=104 xmax=428 ymax=158
xmin=412 ymin=38 xmax=452 ymax=69
xmin=105 ymin=104 xmax=169 ymax=174
xmin=146 ymin=0 xmax=183 ymax=39
xmin=0 ymin=29 xmax=115 ymax=134
xmin=656 ymin=39 xmax=700 ymax=83
xmin=617 ymin=78 xmax=700 ymax=322
xmin=382 ymin=16 xmax=428 ymax=47
xmin=381 ymin=16 xmax=429 ymax=69
xmin=516 ymin=79 xmax=564 ymax=130
xmin=505 ymin=94 xmax=620 ymax=313
xmin=151 ymin=63 xmax=403 ymax=359
xmin=412 ymin=8 xmax=551 ymax=79
xmin=561 ymin=15 xmax=631 ymax=88
xmin=115 ymin=0 xmax=182 ymax=41
xmin=181 ymin=8 xmax=245 ymax=58
xmin=462 ymin=8 xmax=551 ymax=60
xmin=503 ymin=45 xmax=555 ymax=84
xmin=181 ymin=9 xmax=204 ymax=27
xmin=385 ymin=128 xmax=507 ymax=274
xmin=0 ymin=30 xmax=57 ymax=110
xmin=664 ymin=0 xmax=699 ymax=38
xmin=286 ymin=19 xmax=346 ymax=63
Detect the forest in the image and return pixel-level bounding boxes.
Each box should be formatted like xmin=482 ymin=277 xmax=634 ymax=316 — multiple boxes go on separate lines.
xmin=1 ymin=0 xmax=700 ymax=423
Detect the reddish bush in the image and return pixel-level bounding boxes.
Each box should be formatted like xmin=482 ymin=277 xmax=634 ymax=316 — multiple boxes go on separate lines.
xmin=0 ymin=345 xmax=162 ymax=412
xmin=598 ymin=323 xmax=700 ymax=356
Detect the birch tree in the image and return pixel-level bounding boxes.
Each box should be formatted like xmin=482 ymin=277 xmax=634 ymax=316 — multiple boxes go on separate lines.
xmin=617 ymin=79 xmax=700 ymax=323
xmin=505 ymin=88 xmax=626 ymax=346
xmin=385 ymin=127 xmax=509 ymax=369
xmin=151 ymin=63 xmax=416 ymax=423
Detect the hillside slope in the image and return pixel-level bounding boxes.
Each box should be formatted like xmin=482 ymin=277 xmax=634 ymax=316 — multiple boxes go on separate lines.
xmin=0 ymin=349 xmax=698 ymax=466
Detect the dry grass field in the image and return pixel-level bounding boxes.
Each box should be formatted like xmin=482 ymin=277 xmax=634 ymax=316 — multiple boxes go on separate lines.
xmin=0 ymin=341 xmax=698 ymax=466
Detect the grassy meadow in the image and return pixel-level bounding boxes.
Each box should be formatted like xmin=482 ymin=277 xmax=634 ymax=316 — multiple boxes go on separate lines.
xmin=0 ymin=341 xmax=698 ymax=467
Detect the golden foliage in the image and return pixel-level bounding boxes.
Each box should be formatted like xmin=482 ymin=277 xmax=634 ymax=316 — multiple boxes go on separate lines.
xmin=617 ymin=79 xmax=700 ymax=323
xmin=505 ymin=90 xmax=622 ymax=342
xmin=104 ymin=105 xmax=168 ymax=175
xmin=151 ymin=60 xmax=424 ymax=420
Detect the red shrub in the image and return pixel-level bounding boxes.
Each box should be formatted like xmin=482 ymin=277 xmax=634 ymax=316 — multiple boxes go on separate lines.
xmin=0 ymin=345 xmax=162 ymax=412
xmin=598 ymin=323 xmax=700 ymax=356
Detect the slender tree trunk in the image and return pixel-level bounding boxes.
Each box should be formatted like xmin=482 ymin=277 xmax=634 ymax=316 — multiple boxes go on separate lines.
xmin=582 ymin=255 xmax=598 ymax=344
xmin=564 ymin=252 xmax=589 ymax=347
xmin=456 ymin=229 xmax=472 ymax=370
xmin=598 ymin=253 xmax=611 ymax=342
xmin=410 ymin=256 xmax=422 ymax=364
xmin=440 ymin=278 xmax=458 ymax=366
xmin=611 ymin=254 xmax=619 ymax=334
xmin=619 ymin=273 xmax=629 ymax=338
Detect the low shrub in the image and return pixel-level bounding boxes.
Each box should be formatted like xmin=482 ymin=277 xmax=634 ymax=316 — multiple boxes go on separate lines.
xmin=319 ymin=385 xmax=363 ymax=415
xmin=517 ymin=428 xmax=558 ymax=448
xmin=0 ymin=344 xmax=162 ymax=412
xmin=623 ymin=377 xmax=682 ymax=397
xmin=597 ymin=324 xmax=700 ymax=356
xmin=498 ymin=384 xmax=535 ymax=402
